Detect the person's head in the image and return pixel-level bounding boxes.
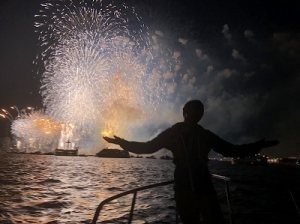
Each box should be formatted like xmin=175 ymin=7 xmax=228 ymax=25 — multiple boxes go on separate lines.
xmin=183 ymin=100 xmax=204 ymax=124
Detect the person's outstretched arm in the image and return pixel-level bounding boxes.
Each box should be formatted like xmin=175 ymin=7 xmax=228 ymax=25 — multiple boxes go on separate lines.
xmin=103 ymin=128 xmax=172 ymax=154
xmin=209 ymin=131 xmax=279 ymax=157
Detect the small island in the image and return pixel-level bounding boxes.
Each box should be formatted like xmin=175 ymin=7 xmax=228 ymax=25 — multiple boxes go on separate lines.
xmin=96 ymin=148 xmax=130 ymax=158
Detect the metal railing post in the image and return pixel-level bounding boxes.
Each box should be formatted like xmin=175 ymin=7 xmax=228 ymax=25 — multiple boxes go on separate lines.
xmin=225 ymin=180 xmax=234 ymax=224
xmin=128 ymin=191 xmax=137 ymax=224
xmin=288 ymin=188 xmax=300 ymax=218
xmin=92 ymin=180 xmax=174 ymax=224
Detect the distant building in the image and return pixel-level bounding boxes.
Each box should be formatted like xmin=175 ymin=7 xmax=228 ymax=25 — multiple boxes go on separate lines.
xmin=279 ymin=157 xmax=298 ymax=164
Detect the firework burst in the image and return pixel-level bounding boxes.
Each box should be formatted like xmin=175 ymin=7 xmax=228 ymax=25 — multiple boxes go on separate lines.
xmin=35 ymin=0 xmax=165 ymax=150
xmin=33 ymin=0 xmax=205 ymax=151
xmin=11 ymin=109 xmax=61 ymax=152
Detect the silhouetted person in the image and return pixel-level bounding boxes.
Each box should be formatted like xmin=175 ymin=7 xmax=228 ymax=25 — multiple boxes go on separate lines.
xmin=103 ymin=100 xmax=279 ymax=224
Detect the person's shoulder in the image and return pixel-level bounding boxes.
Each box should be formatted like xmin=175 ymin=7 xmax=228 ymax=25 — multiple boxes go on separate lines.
xmin=171 ymin=122 xmax=184 ymax=128
xmin=155 ymin=122 xmax=182 ymax=139
xmin=197 ymin=125 xmax=214 ymax=135
xmin=171 ymin=122 xmax=184 ymax=130
xmin=168 ymin=122 xmax=184 ymax=134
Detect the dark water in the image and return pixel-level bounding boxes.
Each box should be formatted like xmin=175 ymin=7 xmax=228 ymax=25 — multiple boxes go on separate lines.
xmin=0 ymin=153 xmax=300 ymax=224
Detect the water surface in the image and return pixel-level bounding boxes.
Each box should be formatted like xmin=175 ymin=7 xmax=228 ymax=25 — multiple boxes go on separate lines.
xmin=0 ymin=153 xmax=299 ymax=223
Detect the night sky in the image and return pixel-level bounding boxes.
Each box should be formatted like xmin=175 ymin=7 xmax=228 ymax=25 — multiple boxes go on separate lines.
xmin=0 ymin=0 xmax=300 ymax=157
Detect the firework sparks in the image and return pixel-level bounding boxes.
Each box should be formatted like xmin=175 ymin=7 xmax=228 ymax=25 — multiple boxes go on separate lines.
xmin=33 ymin=0 xmax=204 ymax=152
xmin=35 ymin=0 xmax=161 ymax=150
xmin=11 ymin=109 xmax=61 ymax=152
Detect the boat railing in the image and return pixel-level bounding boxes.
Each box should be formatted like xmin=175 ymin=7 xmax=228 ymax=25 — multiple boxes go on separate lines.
xmin=288 ymin=188 xmax=300 ymax=217
xmin=92 ymin=174 xmax=233 ymax=224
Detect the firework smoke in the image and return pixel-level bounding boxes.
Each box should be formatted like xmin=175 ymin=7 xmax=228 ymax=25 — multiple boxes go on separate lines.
xmin=11 ymin=109 xmax=61 ymax=152
xmin=35 ymin=1 xmax=154 ymax=151
xmin=34 ymin=0 xmax=205 ymax=152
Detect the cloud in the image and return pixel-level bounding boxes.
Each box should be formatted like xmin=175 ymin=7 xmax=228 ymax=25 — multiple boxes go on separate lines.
xmin=196 ymin=49 xmax=209 ymax=60
xmin=244 ymin=29 xmax=255 ymax=38
xmin=152 ymin=35 xmax=158 ymax=43
xmin=187 ymin=68 xmax=196 ymax=75
xmin=155 ymin=30 xmax=164 ymax=37
xmin=202 ymin=94 xmax=260 ymax=143
xmin=163 ymin=71 xmax=174 ymax=79
xmin=222 ymin=24 xmax=232 ymax=40
xmin=273 ymin=35 xmax=300 ymax=57
xmin=114 ymin=36 xmax=131 ymax=45
xmin=196 ymin=49 xmax=203 ymax=57
xmin=207 ymin=65 xmax=214 ymax=73
xmin=159 ymin=60 xmax=168 ymax=70
xmin=178 ymin=38 xmax=188 ymax=45
xmin=143 ymin=102 xmax=182 ymax=135
xmin=201 ymin=54 xmax=209 ymax=60
xmin=174 ymin=64 xmax=181 ymax=71
xmin=144 ymin=51 xmax=153 ymax=61
xmin=217 ymin=69 xmax=238 ymax=78
xmin=273 ymin=32 xmax=290 ymax=41
xmin=244 ymin=71 xmax=255 ymax=80
xmin=173 ymin=51 xmax=181 ymax=59
xmin=232 ymin=49 xmax=244 ymax=60
xmin=153 ymin=44 xmax=159 ymax=50
xmin=167 ymin=82 xmax=177 ymax=94
xmin=232 ymin=49 xmax=247 ymax=65
xmin=148 ymin=68 xmax=161 ymax=87
xmin=189 ymin=77 xmax=196 ymax=85
xmin=179 ymin=80 xmax=197 ymax=95
xmin=182 ymin=73 xmax=189 ymax=82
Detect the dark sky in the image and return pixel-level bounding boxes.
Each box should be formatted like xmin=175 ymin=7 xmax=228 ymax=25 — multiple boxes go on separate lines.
xmin=0 ymin=0 xmax=300 ymax=157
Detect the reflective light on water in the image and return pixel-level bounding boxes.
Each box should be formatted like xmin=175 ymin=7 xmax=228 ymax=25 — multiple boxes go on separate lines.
xmin=0 ymin=154 xmax=176 ymax=223
xmin=1 ymin=154 xmax=299 ymax=223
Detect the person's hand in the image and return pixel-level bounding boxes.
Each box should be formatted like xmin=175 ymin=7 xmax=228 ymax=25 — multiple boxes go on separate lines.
xmin=103 ymin=135 xmax=127 ymax=146
xmin=257 ymin=138 xmax=279 ymax=148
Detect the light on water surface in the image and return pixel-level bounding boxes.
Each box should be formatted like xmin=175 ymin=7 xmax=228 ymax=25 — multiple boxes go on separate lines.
xmin=1 ymin=154 xmax=299 ymax=223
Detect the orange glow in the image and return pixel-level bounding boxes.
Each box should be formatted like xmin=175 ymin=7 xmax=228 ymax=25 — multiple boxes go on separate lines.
xmin=34 ymin=117 xmax=61 ymax=136
xmin=113 ymin=73 xmax=120 ymax=80
xmin=101 ymin=129 xmax=113 ymax=137
xmin=99 ymin=70 xmax=145 ymax=148
xmin=104 ymin=142 xmax=110 ymax=149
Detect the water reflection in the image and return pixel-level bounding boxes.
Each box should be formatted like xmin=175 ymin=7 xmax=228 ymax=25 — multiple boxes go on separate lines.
xmin=0 ymin=153 xmax=175 ymax=223
xmin=2 ymin=153 xmax=299 ymax=223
